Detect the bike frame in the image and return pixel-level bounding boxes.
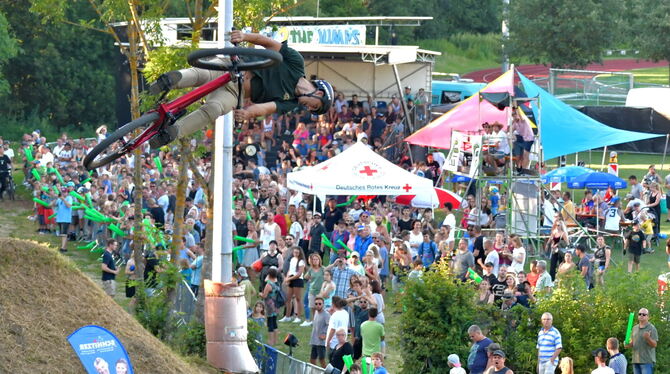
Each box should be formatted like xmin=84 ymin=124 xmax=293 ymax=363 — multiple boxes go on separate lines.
xmin=128 ymin=72 xmax=233 ymax=151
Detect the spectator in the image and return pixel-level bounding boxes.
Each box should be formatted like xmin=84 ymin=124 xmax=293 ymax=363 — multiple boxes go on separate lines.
xmin=625 ymin=308 xmax=658 ymax=374
xmin=479 ymin=239 xmax=500 ymax=276
xmin=448 ymin=353 xmax=467 ymax=374
xmin=534 ymin=261 xmax=554 ymax=294
xmin=559 ymin=357 xmax=574 ymax=374
xmin=606 ymin=337 xmax=627 ymax=374
xmin=280 ymin=246 xmax=306 ymax=324
xmin=302 ymin=252 xmax=324 ymax=327
xmin=453 ymin=239 xmax=475 ymax=282
xmin=360 ymin=307 xmax=385 ymax=357
xmin=309 ymin=296 xmax=330 ymax=368
xmin=260 ymin=267 xmax=281 ymax=346
xmin=328 ymin=255 xmax=358 ymax=299
xmin=371 ymin=352 xmax=388 ymax=374
xmin=593 ymin=235 xmax=612 ymax=286
xmin=189 ymin=243 xmax=204 ymax=297
xmin=326 ymin=297 xmax=351 ymax=353
xmin=491 ymin=350 xmax=514 ymax=374
xmin=591 ymin=348 xmax=614 ymax=374
xmin=101 ymin=240 xmax=119 ymax=297
xmin=625 ymin=221 xmax=646 ymax=273
xmin=537 ymin=312 xmax=562 ymax=374
xmin=53 ymin=182 xmax=74 ymax=252
xmin=467 ymin=325 xmax=493 ymax=374
xmin=574 ymin=244 xmax=593 ymax=290
xmin=329 ymin=327 xmax=354 ymax=371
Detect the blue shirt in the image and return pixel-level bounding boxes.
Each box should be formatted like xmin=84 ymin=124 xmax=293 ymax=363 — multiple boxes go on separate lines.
xmin=417 ymin=241 xmax=439 ymax=267
xmin=55 ymin=195 xmax=73 ymax=223
xmin=190 ymin=255 xmax=203 ymax=286
xmin=354 ymin=235 xmax=373 ymax=258
xmin=537 ymin=326 xmax=562 ymax=365
xmin=467 ymin=337 xmax=492 ymax=374
xmin=379 ymin=246 xmax=389 ymax=276
xmin=374 ymin=367 xmax=388 ymax=374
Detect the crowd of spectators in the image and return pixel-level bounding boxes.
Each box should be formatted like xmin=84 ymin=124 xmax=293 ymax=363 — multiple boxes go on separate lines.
xmin=0 ymin=85 xmax=663 ymax=373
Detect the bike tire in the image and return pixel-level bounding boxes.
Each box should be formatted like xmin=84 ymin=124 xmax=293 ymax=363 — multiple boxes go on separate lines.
xmin=187 ymin=47 xmax=282 ymax=71
xmin=83 ymin=112 xmax=161 ymax=170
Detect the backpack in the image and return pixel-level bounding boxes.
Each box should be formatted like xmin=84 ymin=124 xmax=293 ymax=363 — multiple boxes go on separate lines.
xmin=271 ymin=282 xmax=286 ymax=308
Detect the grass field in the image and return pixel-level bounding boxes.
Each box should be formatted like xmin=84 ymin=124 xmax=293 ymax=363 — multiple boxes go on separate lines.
xmin=4 ymin=151 xmax=670 ymax=372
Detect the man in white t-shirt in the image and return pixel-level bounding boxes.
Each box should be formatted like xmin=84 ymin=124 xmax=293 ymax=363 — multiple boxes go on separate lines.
xmin=325 ymin=297 xmax=350 ymax=350
xmin=442 ymin=202 xmax=457 ymax=242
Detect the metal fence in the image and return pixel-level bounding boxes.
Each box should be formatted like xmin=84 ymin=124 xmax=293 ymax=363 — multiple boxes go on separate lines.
xmin=255 ymin=343 xmax=326 ymax=374
xmin=172 ymin=279 xmax=197 ymax=325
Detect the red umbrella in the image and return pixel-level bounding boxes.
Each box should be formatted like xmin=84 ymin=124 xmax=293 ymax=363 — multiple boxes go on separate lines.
xmin=395 ymin=187 xmax=463 ymax=209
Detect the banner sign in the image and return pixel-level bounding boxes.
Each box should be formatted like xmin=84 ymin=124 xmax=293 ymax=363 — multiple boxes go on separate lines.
xmin=260 ymin=25 xmax=366 ymax=46
xmin=67 ymin=325 xmax=134 ymax=374
xmin=444 ymin=131 xmax=483 ymax=178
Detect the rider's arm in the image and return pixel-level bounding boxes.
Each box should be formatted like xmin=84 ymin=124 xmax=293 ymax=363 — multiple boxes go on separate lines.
xmin=233 ymin=31 xmax=281 ymax=52
xmin=236 ymin=102 xmax=278 ymax=122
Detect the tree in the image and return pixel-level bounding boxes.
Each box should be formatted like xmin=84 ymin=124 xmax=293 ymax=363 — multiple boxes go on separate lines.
xmin=508 ymin=0 xmax=624 ymax=68
xmin=634 ymin=0 xmax=670 ymax=84
xmin=0 ymin=0 xmax=114 ymax=129
xmin=0 ymin=10 xmax=18 ymax=96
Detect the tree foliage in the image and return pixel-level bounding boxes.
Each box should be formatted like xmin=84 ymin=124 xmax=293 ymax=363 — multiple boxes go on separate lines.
xmin=399 ymin=265 xmax=670 ymax=373
xmin=0 ymin=0 xmax=114 ymax=129
xmin=0 ymin=10 xmax=18 ymax=96
xmin=633 ymin=0 xmax=670 ymax=83
xmin=508 ymin=0 xmax=624 ymax=68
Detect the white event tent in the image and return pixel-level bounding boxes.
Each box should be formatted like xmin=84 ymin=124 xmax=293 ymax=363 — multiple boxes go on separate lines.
xmin=287 ymin=142 xmax=434 ymax=197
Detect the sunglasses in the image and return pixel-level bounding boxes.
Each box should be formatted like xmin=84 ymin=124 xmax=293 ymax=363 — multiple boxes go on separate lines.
xmin=315 ymin=302 xmax=323 ymax=305
xmin=639 ymin=313 xmax=648 ymax=316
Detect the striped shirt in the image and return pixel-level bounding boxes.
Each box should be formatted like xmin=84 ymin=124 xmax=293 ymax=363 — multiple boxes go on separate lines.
xmin=608 ymin=353 xmax=627 ymax=374
xmin=332 ymin=266 xmax=357 ymax=299
xmin=537 ymin=326 xmax=562 ymax=365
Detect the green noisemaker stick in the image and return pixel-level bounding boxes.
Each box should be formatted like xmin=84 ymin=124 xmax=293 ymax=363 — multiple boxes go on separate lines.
xmin=154 ymin=156 xmax=163 ymax=174
xmin=468 ymin=268 xmax=483 ymax=284
xmin=336 ymin=195 xmax=358 ymax=208
xmin=108 ymin=224 xmax=125 ymax=237
xmin=25 ymin=147 xmax=34 ymax=162
xmin=81 ymin=177 xmax=91 ymax=184
xmin=320 ymin=234 xmax=337 ymax=250
xmin=31 ymin=169 xmax=41 ymax=181
xmin=48 ymin=212 xmax=57 ymax=220
xmin=52 ymin=186 xmax=60 ymax=195
xmin=336 ymin=239 xmax=353 ymax=253
xmin=246 ymin=211 xmax=252 ymax=221
xmin=77 ymin=241 xmax=96 ymax=250
xmin=624 ymin=312 xmax=634 ymax=345
xmin=33 ymin=197 xmax=49 ymax=207
xmin=342 ymin=355 xmax=354 ymax=370
xmin=234 ymin=236 xmax=255 ymax=243
xmin=86 ymin=192 xmax=94 ymax=207
xmin=41 ymin=186 xmax=50 ymax=192
xmin=54 ymin=169 xmax=65 ymax=184
xmin=247 ymin=188 xmax=257 ymax=205
xmin=70 ymin=191 xmax=86 ymax=201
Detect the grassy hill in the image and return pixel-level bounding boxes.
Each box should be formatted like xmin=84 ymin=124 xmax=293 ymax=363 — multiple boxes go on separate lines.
xmin=0 ymin=238 xmax=216 ymax=374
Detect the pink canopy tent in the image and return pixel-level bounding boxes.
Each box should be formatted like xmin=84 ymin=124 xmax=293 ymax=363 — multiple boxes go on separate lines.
xmin=405 ymin=70 xmax=515 ymax=149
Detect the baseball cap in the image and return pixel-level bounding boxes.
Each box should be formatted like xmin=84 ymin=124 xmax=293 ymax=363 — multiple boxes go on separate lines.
xmin=392 ymin=237 xmax=403 ymax=242
xmin=447 ymin=354 xmax=461 ymax=367
xmin=492 ymin=350 xmax=506 ymax=358
xmin=357 ymin=225 xmax=365 ymax=231
xmin=313 ymin=212 xmax=322 ymax=217
xmin=65 ymin=181 xmax=75 ymax=187
xmin=626 ymin=193 xmax=634 ymax=199
xmin=592 ymin=348 xmax=609 ymax=360
xmin=236 ymin=267 xmax=248 ymax=278
xmin=487 ymin=343 xmax=501 ymax=353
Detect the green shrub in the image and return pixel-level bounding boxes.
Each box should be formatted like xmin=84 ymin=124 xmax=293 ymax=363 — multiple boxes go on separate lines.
xmin=398 ymin=265 xmax=670 ymax=373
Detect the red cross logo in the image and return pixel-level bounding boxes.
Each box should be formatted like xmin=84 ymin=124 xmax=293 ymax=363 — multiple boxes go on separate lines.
xmin=359 ymin=165 xmax=378 ymax=177
xmin=403 ymin=184 xmax=412 ymax=192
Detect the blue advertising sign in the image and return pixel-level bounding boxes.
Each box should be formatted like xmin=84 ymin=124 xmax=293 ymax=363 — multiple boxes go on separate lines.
xmin=67 ymin=325 xmax=134 ymax=374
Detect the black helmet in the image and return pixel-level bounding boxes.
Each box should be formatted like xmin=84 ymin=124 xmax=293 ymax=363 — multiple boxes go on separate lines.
xmin=310 ymin=79 xmax=334 ymax=115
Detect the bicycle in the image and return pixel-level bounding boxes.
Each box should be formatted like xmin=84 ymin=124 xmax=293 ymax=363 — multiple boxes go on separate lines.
xmin=0 ymin=171 xmax=15 ymax=201
xmin=83 ymin=47 xmax=282 ymax=170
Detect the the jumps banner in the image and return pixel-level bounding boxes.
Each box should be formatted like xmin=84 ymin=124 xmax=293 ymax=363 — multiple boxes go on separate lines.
xmin=67 ymin=325 xmax=134 ymax=374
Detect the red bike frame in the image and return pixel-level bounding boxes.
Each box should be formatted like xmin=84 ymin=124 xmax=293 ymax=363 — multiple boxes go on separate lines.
xmin=129 ymin=72 xmax=233 ymax=150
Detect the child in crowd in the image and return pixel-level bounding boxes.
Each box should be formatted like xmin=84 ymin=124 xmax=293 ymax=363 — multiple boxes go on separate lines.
xmin=407 ymin=259 xmax=424 ymax=281
xmin=250 ymin=301 xmax=266 ymax=342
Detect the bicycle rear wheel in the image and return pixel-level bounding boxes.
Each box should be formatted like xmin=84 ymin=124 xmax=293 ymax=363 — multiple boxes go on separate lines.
xmin=84 ymin=112 xmax=161 ymax=170
xmin=187 ymin=47 xmax=282 ymax=71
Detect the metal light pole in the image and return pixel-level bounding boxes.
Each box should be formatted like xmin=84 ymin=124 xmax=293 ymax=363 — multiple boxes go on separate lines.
xmin=502 ymin=0 xmax=510 ymax=72
xmin=204 ymin=2 xmax=259 ymax=372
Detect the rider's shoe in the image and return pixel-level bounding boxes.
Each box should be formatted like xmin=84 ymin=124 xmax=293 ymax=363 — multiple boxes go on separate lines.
xmin=149 ymin=126 xmax=178 ymax=148
xmin=148 ymin=71 xmax=182 ymax=95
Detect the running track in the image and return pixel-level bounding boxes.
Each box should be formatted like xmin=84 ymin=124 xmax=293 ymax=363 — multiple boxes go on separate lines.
xmin=463 ymin=59 xmax=669 ymax=83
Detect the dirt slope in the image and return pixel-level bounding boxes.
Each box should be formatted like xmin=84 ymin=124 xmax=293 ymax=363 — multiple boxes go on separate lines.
xmin=0 ymin=238 xmax=215 ymax=374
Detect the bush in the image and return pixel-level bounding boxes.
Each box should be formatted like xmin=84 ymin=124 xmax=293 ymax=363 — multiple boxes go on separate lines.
xmin=398 ymin=265 xmax=670 ymax=373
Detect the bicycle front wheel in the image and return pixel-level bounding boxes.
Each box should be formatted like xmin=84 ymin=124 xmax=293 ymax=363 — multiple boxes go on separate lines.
xmin=84 ymin=112 xmax=161 ymax=170
xmin=187 ymin=47 xmax=282 ymax=71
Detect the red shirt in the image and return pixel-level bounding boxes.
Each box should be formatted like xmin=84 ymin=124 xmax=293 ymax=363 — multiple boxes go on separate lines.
xmin=273 ymin=214 xmax=288 ymax=236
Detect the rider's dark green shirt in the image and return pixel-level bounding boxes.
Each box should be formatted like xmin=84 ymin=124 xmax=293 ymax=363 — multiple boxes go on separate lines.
xmin=249 ymin=41 xmax=304 ymax=115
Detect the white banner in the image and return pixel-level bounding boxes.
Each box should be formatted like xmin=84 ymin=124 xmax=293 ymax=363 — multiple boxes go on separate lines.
xmin=443 ymin=131 xmax=482 ymax=178
xmin=260 ymin=25 xmax=366 ymax=46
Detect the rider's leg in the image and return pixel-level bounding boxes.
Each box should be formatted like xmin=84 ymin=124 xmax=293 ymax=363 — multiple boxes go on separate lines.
xmin=172 ymin=81 xmax=240 ymax=139
xmin=173 ymin=67 xmax=226 ymax=89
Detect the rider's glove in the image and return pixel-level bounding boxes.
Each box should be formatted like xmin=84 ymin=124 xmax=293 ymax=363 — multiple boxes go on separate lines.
xmin=147 ymin=71 xmax=182 ymax=95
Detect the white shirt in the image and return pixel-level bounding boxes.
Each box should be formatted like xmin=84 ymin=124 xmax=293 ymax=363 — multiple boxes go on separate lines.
xmin=484 ymin=250 xmax=500 ymax=276
xmin=157 ymin=194 xmax=170 ymax=215
xmin=511 ymin=246 xmax=526 ymax=274
xmin=287 ymin=258 xmax=305 ymax=278
xmin=408 ymin=231 xmax=423 ymax=258
xmin=449 ymin=368 xmax=467 ymax=374
xmin=289 ymin=221 xmax=304 ymax=241
xmin=289 ymin=191 xmax=303 ymax=207
xmin=4 ymin=148 xmax=14 ymax=160
xmin=442 ymin=213 xmax=456 ymax=241
xmin=327 ymin=310 xmax=349 ymax=348
xmin=591 ymin=366 xmax=615 ymax=374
